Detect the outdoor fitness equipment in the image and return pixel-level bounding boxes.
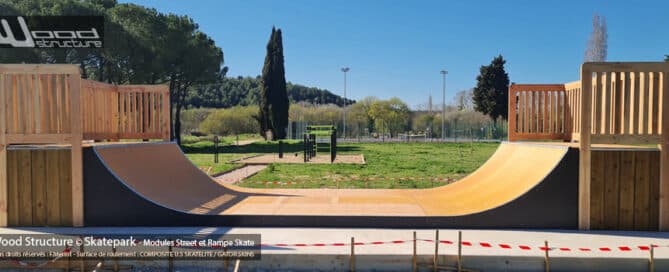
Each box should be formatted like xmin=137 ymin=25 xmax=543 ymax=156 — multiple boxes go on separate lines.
xmin=303 ymin=125 xmax=337 ymax=162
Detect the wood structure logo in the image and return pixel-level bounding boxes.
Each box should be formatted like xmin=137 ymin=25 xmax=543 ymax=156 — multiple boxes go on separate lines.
xmin=0 ymin=16 xmax=103 ymax=48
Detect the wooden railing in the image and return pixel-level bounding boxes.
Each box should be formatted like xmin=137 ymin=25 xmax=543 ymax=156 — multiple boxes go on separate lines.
xmin=81 ymin=80 xmax=170 ymax=141
xmin=508 ymin=84 xmax=567 ymax=141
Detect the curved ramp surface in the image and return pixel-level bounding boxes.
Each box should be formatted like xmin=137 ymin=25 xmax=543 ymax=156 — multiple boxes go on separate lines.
xmin=83 ymin=142 xmax=578 ymax=228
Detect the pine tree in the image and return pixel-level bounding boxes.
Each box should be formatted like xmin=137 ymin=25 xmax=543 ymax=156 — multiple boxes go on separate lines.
xmin=473 ymin=55 xmax=510 ymax=121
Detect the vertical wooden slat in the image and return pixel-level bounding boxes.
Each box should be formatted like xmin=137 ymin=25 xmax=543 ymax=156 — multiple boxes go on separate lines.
xmin=590 ymin=151 xmax=605 ymax=229
xmin=649 ymin=151 xmax=660 ymax=231
xmin=0 ymin=74 xmax=6 ymax=226
xmin=632 ymin=72 xmax=641 ymax=135
xmin=58 ymin=150 xmax=72 ymax=225
xmin=25 ymin=74 xmax=33 ymax=134
xmin=650 ymin=72 xmax=660 ymax=135
xmin=641 ymin=72 xmax=650 ymax=135
xmin=609 ymin=72 xmax=617 ymax=134
xmin=618 ymin=152 xmax=635 ymax=230
xmin=543 ymin=91 xmax=548 ymax=133
xmin=17 ymin=75 xmax=25 ymax=134
xmin=11 ymin=75 xmax=18 ymax=133
xmin=35 ymin=75 xmax=43 ymax=133
xmin=532 ymin=92 xmax=537 ymax=133
xmin=162 ymin=90 xmax=171 ymax=141
xmin=622 ymin=72 xmax=631 ymax=135
xmin=508 ymin=87 xmax=517 ymax=140
xmin=31 ymin=150 xmax=46 ymax=226
xmin=633 ymin=151 xmax=651 ymax=230
xmin=6 ymin=150 xmax=17 ymax=226
xmin=45 ymin=150 xmax=61 ymax=226
xmin=595 ymin=73 xmax=604 ymax=134
xmin=17 ymin=150 xmax=32 ymax=226
xmin=519 ymin=91 xmax=525 ymax=133
xmin=68 ymin=74 xmax=83 ymax=227
xmin=557 ymin=91 xmax=563 ymax=133
xmin=580 ymin=65 xmax=593 ymax=230
xmin=659 ymin=71 xmax=669 ymax=231
xmin=47 ymin=75 xmax=54 ymax=133
xmin=113 ymin=90 xmax=119 ymax=138
xmin=602 ymin=151 xmax=621 ymax=229
xmin=54 ymin=75 xmax=62 ymax=133
xmin=602 ymin=72 xmax=613 ymax=134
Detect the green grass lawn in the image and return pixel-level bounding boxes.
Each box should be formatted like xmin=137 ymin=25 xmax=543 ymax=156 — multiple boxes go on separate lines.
xmin=183 ymin=140 xmax=499 ymax=189
xmin=242 ymin=142 xmax=498 ymax=188
xmin=184 ymin=153 xmax=257 ymax=175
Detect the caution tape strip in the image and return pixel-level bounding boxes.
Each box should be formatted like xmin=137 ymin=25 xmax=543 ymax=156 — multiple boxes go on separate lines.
xmin=251 ymin=177 xmax=457 ymax=184
xmin=8 ymin=245 xmax=71 ymax=268
xmin=260 ymin=239 xmax=668 ymax=253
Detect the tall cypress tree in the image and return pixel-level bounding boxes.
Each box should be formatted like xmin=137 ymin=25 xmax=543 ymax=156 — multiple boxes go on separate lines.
xmin=269 ymin=29 xmax=289 ymax=139
xmin=258 ymin=28 xmax=275 ymax=139
xmin=473 ymin=55 xmax=510 ymax=121
xmin=258 ymin=27 xmax=289 ymax=140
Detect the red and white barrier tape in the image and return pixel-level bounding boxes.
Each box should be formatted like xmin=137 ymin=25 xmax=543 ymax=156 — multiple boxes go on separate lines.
xmin=260 ymin=239 xmax=668 ymax=253
xmin=254 ymin=177 xmax=457 ymax=185
xmin=8 ymin=245 xmax=71 ymax=268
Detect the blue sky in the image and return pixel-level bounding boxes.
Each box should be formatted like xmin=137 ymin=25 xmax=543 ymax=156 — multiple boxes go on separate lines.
xmin=122 ymin=0 xmax=667 ymax=108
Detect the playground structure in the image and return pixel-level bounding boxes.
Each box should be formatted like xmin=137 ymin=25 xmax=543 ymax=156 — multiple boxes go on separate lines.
xmin=303 ymin=125 xmax=337 ymax=163
xmin=0 ymin=62 xmax=666 ymax=231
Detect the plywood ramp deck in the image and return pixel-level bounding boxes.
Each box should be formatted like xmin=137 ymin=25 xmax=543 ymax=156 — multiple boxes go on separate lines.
xmin=84 ymin=142 xmax=575 ymax=228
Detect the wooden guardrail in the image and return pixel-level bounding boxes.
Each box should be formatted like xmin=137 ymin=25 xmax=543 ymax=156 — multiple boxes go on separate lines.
xmin=81 ymin=80 xmax=170 ymax=141
xmin=508 ymin=84 xmax=567 ymax=141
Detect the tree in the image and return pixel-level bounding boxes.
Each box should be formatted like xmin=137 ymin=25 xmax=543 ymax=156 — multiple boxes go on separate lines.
xmin=585 ymin=14 xmax=607 ymax=62
xmin=454 ymin=89 xmax=473 ymax=111
xmin=665 ymin=55 xmax=668 ymax=61
xmin=258 ymin=27 xmax=289 ymax=140
xmin=473 ymin=55 xmax=510 ymax=120
xmin=368 ymin=97 xmax=410 ymax=137
xmin=199 ymin=106 xmax=257 ymax=136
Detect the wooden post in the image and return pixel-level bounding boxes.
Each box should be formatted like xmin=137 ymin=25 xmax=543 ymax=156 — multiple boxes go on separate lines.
xmin=112 ymin=244 xmax=119 ymax=272
xmin=168 ymin=242 xmax=174 ymax=272
xmin=233 ymin=259 xmax=240 ymax=272
xmin=649 ymin=244 xmax=655 ymax=272
xmin=659 ymin=71 xmax=669 ymax=231
xmin=544 ymin=240 xmax=550 ymax=272
xmin=579 ymin=64 xmax=593 ymax=230
xmin=433 ymin=230 xmax=439 ymax=272
xmin=412 ymin=231 xmax=417 ymax=272
xmin=350 ymin=237 xmax=355 ymax=272
xmin=508 ymin=86 xmax=517 ymax=141
xmin=161 ymin=88 xmax=171 ymax=141
xmin=457 ymin=231 xmax=462 ymax=272
xmin=0 ymin=73 xmax=7 ymax=227
xmin=79 ymin=236 xmax=85 ymax=272
xmin=69 ymin=73 xmax=83 ymax=227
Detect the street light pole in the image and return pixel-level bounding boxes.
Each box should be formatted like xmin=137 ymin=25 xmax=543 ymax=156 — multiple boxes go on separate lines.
xmin=341 ymin=67 xmax=350 ymax=138
xmin=440 ymin=70 xmax=448 ymax=140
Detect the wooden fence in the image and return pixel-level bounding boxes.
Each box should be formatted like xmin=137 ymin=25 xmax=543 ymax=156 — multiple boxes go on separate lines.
xmin=81 ymin=80 xmax=170 ymax=141
xmin=508 ymin=84 xmax=567 ymax=141
xmin=0 ymin=64 xmax=170 ymax=227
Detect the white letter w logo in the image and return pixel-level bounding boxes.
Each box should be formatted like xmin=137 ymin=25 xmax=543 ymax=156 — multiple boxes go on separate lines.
xmin=0 ymin=16 xmax=35 ymax=47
